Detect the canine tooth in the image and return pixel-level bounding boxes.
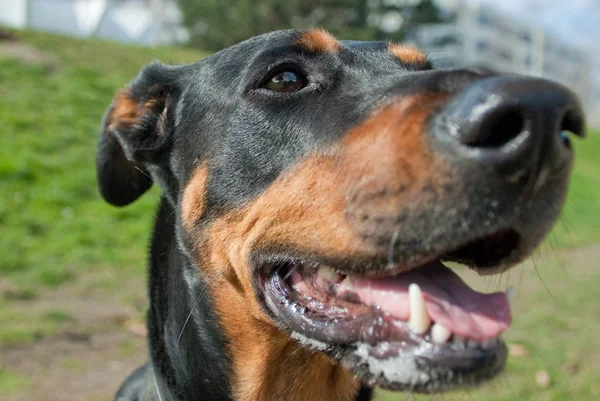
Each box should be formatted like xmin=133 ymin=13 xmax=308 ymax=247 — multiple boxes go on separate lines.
xmin=431 ymin=323 xmax=452 ymax=344
xmin=506 ymin=286 xmax=516 ymax=306
xmin=408 ymin=283 xmax=431 ymax=334
xmin=318 ymin=265 xmax=338 ymax=282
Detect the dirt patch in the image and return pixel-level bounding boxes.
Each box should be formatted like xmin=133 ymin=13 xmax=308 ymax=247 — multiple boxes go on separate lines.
xmin=6 ymin=276 xmax=144 ymax=327
xmin=1 ymin=270 xmax=147 ymax=400
xmin=2 ymin=331 xmax=147 ymax=401
xmin=0 ymin=41 xmax=60 ymax=71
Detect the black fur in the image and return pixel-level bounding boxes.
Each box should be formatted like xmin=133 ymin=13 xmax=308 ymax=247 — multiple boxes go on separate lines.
xmin=99 ymin=30 xmax=414 ymax=400
xmin=96 ymin=29 xmax=582 ymax=401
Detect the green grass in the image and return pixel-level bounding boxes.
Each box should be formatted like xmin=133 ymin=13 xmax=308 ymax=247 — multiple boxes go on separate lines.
xmin=550 ymin=133 xmax=600 ymax=247
xmin=0 ymin=305 xmax=74 ymax=346
xmin=0 ymin=29 xmax=599 ymax=401
xmin=0 ymin=369 xmax=32 ymax=395
xmin=42 ymin=309 xmax=74 ymax=323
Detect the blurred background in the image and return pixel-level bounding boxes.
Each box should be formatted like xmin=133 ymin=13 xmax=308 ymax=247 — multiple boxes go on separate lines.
xmin=0 ymin=1 xmax=598 ymax=400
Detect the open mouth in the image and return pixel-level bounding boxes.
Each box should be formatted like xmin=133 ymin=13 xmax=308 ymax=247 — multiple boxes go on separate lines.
xmin=259 ymin=228 xmax=521 ymax=391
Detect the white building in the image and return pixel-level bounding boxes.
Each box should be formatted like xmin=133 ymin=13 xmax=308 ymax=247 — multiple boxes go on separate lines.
xmin=414 ymin=0 xmax=598 ymax=126
xmin=0 ymin=0 xmax=188 ymax=45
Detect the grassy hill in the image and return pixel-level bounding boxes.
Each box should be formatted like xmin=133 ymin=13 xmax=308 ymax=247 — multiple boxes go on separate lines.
xmin=0 ymin=30 xmax=208 ymax=289
xmin=0 ymin=29 xmax=599 ymax=401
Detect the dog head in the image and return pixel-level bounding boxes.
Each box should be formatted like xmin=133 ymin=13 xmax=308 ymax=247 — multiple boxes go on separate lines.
xmin=97 ymin=29 xmax=584 ymax=399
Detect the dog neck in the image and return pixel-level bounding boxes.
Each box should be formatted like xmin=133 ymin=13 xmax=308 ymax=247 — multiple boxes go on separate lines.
xmin=146 ymin=198 xmax=372 ymax=401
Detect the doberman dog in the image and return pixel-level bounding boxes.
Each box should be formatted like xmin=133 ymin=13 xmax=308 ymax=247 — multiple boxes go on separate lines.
xmin=96 ymin=29 xmax=585 ymax=401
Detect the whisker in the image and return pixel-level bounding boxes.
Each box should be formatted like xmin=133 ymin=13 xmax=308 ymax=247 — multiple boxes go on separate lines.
xmin=548 ymin=233 xmax=569 ymax=280
xmin=558 ymin=217 xmax=574 ymax=247
xmin=282 ymin=264 xmax=298 ymax=281
xmin=518 ymin=262 xmax=525 ymax=292
xmin=289 ymin=346 xmax=302 ymax=358
xmin=531 ymin=253 xmax=558 ymax=303
xmin=176 ymin=272 xmax=222 ymax=344
xmin=387 ymin=227 xmax=401 ymax=267
xmin=496 ymin=271 xmax=504 ymax=290
xmin=134 ymin=165 xmax=152 ymax=180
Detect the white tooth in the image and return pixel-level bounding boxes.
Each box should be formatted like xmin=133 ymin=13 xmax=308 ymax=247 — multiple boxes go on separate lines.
xmin=431 ymin=323 xmax=452 ymax=344
xmin=506 ymin=286 xmax=516 ymax=306
xmin=408 ymin=283 xmax=431 ymax=334
xmin=318 ymin=265 xmax=337 ymax=282
xmin=338 ymin=276 xmax=354 ymax=291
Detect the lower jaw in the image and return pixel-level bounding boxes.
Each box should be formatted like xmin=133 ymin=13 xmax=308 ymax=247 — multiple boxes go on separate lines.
xmin=344 ymin=338 xmax=508 ymax=392
xmin=286 ymin=318 xmax=508 ymax=393
xmin=261 ymin=265 xmax=509 ymax=391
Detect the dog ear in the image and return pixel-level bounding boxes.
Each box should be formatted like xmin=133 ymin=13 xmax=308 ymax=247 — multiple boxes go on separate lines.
xmin=96 ymin=62 xmax=181 ymax=206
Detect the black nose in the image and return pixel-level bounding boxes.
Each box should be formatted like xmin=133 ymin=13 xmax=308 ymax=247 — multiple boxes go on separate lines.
xmin=435 ymin=75 xmax=585 ymax=190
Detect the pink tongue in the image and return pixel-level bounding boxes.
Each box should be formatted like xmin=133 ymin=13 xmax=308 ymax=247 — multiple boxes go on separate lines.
xmin=349 ymin=262 xmax=511 ymax=341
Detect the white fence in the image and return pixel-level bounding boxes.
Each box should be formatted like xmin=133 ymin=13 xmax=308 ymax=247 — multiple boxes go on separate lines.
xmin=413 ymin=0 xmax=597 ymax=125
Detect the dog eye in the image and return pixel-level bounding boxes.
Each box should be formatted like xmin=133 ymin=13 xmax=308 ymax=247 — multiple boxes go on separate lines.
xmin=263 ymin=71 xmax=305 ymax=92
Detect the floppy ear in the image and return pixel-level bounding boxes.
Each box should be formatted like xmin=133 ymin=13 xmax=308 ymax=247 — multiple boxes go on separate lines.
xmin=96 ymin=62 xmax=181 ymax=206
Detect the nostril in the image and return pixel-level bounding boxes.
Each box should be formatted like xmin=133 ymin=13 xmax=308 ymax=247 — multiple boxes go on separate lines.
xmin=560 ymin=110 xmax=584 ymax=135
xmin=466 ymin=108 xmax=526 ymax=148
xmin=559 ymin=109 xmax=585 ymax=147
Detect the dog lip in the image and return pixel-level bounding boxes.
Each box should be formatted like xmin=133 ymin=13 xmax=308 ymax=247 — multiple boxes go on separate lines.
xmin=260 ymin=262 xmax=420 ymax=344
xmin=258 ymin=258 xmax=509 ymax=390
xmin=254 ymin=227 xmax=522 ymax=280
xmin=260 ymin=259 xmax=511 ymax=341
xmin=254 ymin=227 xmax=522 ymax=340
xmin=351 ymin=338 xmax=508 ymax=392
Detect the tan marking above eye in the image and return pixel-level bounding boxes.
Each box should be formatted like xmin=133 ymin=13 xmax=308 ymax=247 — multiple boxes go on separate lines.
xmin=388 ymin=42 xmax=428 ymax=65
xmin=296 ymin=29 xmax=341 ymax=53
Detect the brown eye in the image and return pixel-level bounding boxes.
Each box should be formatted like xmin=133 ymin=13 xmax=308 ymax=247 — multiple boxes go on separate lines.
xmin=264 ymin=71 xmax=305 ymax=92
